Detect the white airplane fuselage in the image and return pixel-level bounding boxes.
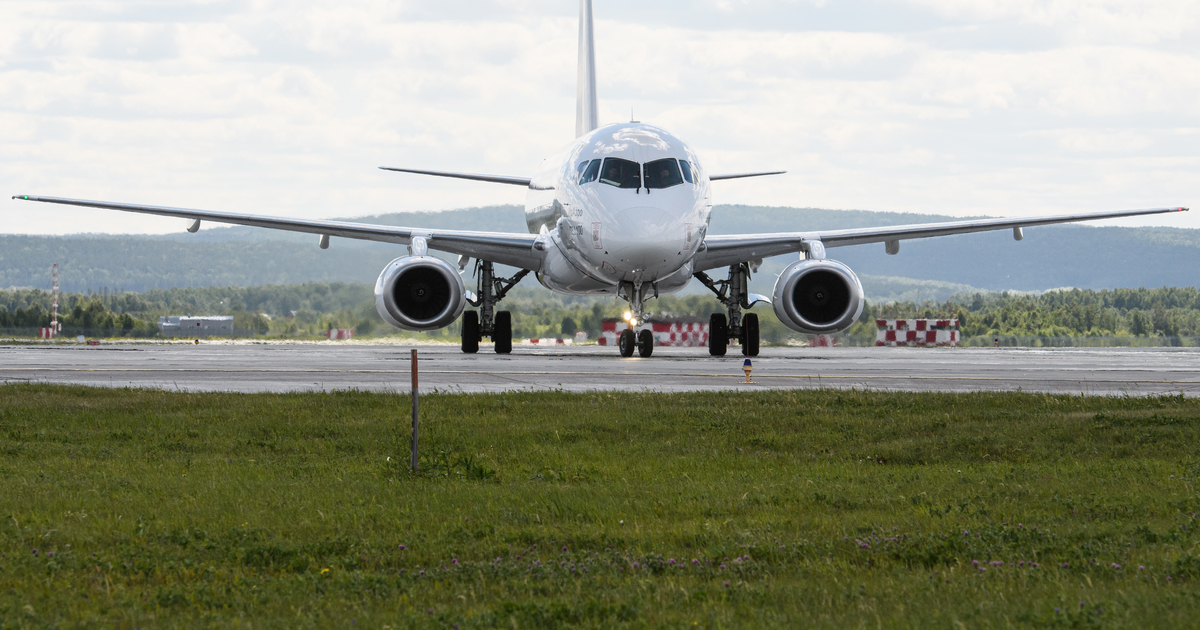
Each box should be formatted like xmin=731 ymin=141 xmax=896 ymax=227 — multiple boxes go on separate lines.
xmin=525 ymin=122 xmax=711 ymax=297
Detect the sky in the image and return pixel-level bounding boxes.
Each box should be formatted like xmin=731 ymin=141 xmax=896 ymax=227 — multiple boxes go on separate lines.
xmin=2 ymin=0 xmax=1198 ymax=235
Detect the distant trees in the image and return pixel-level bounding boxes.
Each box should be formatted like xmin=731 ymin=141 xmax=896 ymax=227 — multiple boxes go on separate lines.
xmin=6 ymin=282 xmax=1200 ymax=341
xmin=878 ymin=286 xmax=1200 ymax=339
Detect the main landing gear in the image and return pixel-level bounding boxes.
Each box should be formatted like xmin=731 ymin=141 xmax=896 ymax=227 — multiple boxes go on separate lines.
xmin=617 ymin=281 xmax=656 ymax=358
xmin=461 ymin=260 xmax=529 ymax=354
xmin=695 ymin=262 xmax=760 ymax=358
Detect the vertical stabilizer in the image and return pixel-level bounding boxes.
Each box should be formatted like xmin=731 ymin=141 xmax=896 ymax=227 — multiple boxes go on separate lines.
xmin=575 ymin=0 xmax=599 ymax=138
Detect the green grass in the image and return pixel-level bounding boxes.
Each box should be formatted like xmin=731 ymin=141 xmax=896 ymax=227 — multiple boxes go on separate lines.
xmin=1 ymin=385 xmax=1198 ymax=628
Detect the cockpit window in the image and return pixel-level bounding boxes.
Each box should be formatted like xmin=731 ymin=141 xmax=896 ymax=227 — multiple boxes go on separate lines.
xmin=644 ymin=158 xmax=684 ymax=189
xmin=599 ymin=158 xmax=641 ymax=189
xmin=577 ymin=159 xmax=601 ymax=185
xmin=679 ymin=160 xmax=694 ymax=184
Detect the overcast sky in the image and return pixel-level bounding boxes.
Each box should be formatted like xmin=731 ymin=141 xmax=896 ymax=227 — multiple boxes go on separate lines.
xmin=2 ymin=0 xmax=1198 ymax=235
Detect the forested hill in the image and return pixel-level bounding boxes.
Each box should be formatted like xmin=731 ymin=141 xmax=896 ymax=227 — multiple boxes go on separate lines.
xmin=2 ymin=204 xmax=1196 ymax=293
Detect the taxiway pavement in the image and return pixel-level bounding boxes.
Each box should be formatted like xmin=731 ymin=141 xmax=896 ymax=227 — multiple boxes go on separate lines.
xmin=1 ymin=343 xmax=1198 ymax=396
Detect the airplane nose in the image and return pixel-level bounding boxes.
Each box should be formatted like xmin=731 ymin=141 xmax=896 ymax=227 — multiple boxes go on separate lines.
xmin=609 ymin=206 xmax=679 ymax=267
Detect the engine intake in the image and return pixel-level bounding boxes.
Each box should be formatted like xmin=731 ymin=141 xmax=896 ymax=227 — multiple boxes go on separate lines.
xmin=772 ymin=259 xmax=864 ymax=334
xmin=375 ymin=256 xmax=466 ymax=331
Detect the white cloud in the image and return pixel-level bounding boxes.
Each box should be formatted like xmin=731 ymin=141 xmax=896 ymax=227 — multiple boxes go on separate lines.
xmin=0 ymin=0 xmax=1197 ymax=237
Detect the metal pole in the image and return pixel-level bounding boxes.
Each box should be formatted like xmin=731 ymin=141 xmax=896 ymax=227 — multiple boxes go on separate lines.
xmin=410 ymin=349 xmax=419 ymax=472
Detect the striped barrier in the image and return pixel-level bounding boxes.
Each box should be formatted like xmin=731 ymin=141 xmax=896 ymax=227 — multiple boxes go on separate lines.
xmin=875 ymin=319 xmax=959 ymax=347
xmin=599 ymin=319 xmax=709 ymax=347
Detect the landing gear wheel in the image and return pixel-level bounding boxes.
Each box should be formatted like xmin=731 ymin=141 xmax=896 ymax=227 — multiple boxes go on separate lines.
xmin=637 ymin=328 xmax=654 ymax=358
xmin=461 ymin=311 xmax=480 ymax=354
xmin=708 ymin=313 xmax=728 ymax=357
xmin=741 ymin=313 xmax=759 ymax=357
xmin=618 ymin=329 xmax=636 ymax=357
xmin=493 ymin=310 xmax=513 ymax=354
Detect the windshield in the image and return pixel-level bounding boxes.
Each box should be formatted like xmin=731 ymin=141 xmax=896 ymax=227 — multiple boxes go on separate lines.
xmin=599 ymin=158 xmax=641 ymax=189
xmin=679 ymin=160 xmax=694 ymax=184
xmin=577 ymin=159 xmax=601 ymax=184
xmin=644 ymin=158 xmax=684 ymax=189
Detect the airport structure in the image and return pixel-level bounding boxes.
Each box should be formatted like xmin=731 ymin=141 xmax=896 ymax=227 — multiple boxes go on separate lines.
xmin=158 ymin=316 xmax=234 ymax=337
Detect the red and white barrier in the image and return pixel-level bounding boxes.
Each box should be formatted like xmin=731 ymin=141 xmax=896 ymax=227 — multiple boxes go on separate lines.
xmin=326 ymin=329 xmax=354 ymax=340
xmin=521 ymin=338 xmax=574 ymax=345
xmin=598 ymin=319 xmax=709 ymax=347
xmin=38 ymin=328 xmax=55 ymax=339
xmin=875 ymin=319 xmax=959 ymax=347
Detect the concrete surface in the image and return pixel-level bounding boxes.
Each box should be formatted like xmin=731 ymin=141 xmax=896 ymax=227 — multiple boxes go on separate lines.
xmin=1 ymin=343 xmax=1198 ymax=396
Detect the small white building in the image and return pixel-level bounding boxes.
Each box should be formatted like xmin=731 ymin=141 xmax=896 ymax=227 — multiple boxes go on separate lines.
xmin=159 ymin=316 xmax=234 ymax=337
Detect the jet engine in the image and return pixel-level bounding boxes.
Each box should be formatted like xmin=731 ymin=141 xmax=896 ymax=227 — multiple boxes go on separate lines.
xmin=374 ymin=256 xmax=466 ymax=331
xmin=772 ymin=259 xmax=865 ymax=334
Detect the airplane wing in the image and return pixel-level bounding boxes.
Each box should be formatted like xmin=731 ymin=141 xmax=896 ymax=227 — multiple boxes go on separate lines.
xmin=693 ymin=206 xmax=1189 ymax=271
xmin=379 ymin=166 xmax=532 ymax=187
xmin=709 ymin=171 xmax=786 ymax=181
xmin=12 ymin=195 xmax=543 ymax=270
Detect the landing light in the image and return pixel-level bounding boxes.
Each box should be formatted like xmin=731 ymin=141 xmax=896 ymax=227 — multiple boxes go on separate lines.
xmin=623 ymin=311 xmax=632 ymax=321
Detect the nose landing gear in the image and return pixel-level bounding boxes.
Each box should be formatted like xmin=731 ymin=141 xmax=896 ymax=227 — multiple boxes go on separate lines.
xmin=615 ymin=280 xmax=657 ymax=358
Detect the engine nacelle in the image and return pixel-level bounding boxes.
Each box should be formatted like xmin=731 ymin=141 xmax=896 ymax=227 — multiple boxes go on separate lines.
xmin=772 ymin=259 xmax=865 ymax=334
xmin=375 ymin=256 xmax=466 ymax=331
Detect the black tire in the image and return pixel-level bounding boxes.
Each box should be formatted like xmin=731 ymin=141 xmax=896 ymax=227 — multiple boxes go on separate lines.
xmin=741 ymin=313 xmax=759 ymax=357
xmin=461 ymin=311 xmax=480 ymax=354
xmin=708 ymin=313 xmax=728 ymax=357
xmin=618 ymin=328 xmax=636 ymax=357
xmin=637 ymin=328 xmax=654 ymax=358
xmin=494 ymin=311 xmax=513 ymax=354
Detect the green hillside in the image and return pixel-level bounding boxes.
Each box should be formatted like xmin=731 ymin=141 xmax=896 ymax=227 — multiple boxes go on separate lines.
xmin=2 ymin=204 xmax=1196 ymax=294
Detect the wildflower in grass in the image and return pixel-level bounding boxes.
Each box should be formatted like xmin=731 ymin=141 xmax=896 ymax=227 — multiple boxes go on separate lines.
xmin=724 ymin=582 xmax=729 ymax=587
xmin=1031 ymin=563 xmax=1038 ymax=568
xmin=320 ymin=568 xmax=330 ymax=574
xmin=1139 ymin=565 xmax=1145 ymax=570
xmin=1063 ymin=563 xmax=1069 ymax=568
xmin=452 ymin=558 xmax=458 ymax=566
xmin=398 ymin=545 xmax=406 ymax=550
xmin=1111 ymin=563 xmax=1121 ymax=569
xmin=562 ymin=546 xmax=567 ymax=552
xmin=46 ymin=552 xmax=54 ymax=558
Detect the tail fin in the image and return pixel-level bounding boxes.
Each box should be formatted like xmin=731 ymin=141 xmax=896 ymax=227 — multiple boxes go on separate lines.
xmin=575 ymin=0 xmax=599 ymax=138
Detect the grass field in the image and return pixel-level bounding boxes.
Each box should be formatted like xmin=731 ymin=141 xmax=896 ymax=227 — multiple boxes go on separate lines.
xmin=0 ymin=384 xmax=1198 ymax=628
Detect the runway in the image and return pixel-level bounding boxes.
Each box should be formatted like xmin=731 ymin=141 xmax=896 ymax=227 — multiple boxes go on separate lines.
xmin=1 ymin=342 xmax=1198 ymax=396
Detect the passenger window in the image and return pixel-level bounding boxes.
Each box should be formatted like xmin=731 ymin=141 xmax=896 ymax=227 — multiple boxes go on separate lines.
xmin=644 ymin=158 xmax=684 ymax=189
xmin=599 ymin=158 xmax=641 ymax=189
xmin=679 ymin=160 xmax=694 ymax=184
xmin=578 ymin=159 xmax=601 ymax=185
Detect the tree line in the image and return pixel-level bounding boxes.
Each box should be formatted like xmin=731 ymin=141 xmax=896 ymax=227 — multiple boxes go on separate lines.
xmin=5 ymin=283 xmax=1200 ymax=341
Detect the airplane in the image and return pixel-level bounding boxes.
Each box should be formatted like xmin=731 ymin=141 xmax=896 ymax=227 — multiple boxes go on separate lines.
xmin=13 ymin=0 xmax=1188 ymax=358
